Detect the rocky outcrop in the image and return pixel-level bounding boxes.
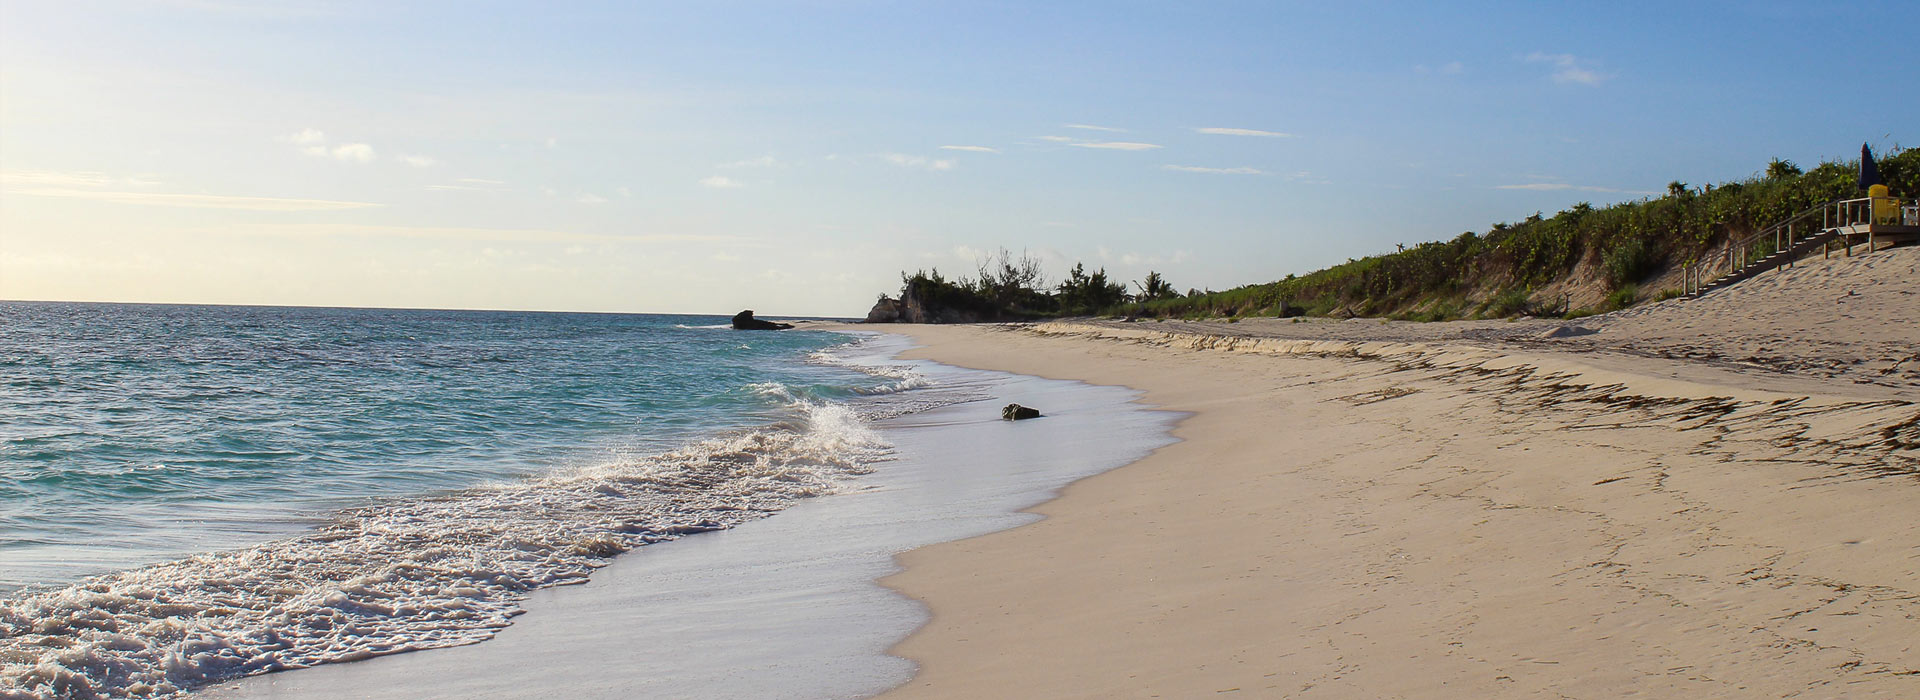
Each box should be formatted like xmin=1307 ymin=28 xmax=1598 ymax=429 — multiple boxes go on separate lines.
xmin=1002 ymin=404 xmax=1042 ymax=420
xmin=897 ymin=284 xmax=989 ymax=324
xmin=731 ymin=310 xmax=793 ymax=330
xmin=866 ymin=297 xmax=904 ymax=323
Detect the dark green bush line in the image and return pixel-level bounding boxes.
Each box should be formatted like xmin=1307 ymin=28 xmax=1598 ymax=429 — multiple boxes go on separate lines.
xmin=1115 ymin=149 xmax=1916 ymax=321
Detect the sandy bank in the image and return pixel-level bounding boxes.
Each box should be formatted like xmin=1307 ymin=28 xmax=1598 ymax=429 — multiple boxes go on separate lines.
xmin=868 ymin=315 xmax=1920 ymax=698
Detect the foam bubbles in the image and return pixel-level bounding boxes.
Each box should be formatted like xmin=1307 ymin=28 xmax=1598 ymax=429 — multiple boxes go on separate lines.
xmin=0 ymin=399 xmax=887 ymax=699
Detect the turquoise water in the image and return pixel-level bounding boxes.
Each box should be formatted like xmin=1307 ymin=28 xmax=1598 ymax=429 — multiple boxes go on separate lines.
xmin=0 ymin=302 xmax=931 ymax=698
xmin=0 ymin=303 xmax=870 ymax=592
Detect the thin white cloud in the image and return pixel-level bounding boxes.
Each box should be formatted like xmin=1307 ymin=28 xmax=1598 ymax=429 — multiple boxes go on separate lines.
xmin=1 ymin=171 xmax=116 ymax=187
xmin=9 ymin=188 xmax=380 ymax=211
xmin=1525 ymin=52 xmax=1608 ymax=85
xmin=717 ymin=155 xmax=786 ymax=169
xmin=700 ymin=175 xmax=743 ymax=188
xmin=298 ymin=140 xmax=376 ymax=163
xmin=396 ymin=154 xmax=438 ymax=168
xmin=576 ymin=193 xmax=607 ymax=204
xmin=284 ymin=130 xmax=377 ymax=163
xmin=881 ymin=153 xmax=956 ymax=171
xmin=1070 ymin=142 xmax=1163 ymax=151
xmin=1119 ymin=250 xmax=1194 ymax=266
xmin=1036 ymin=135 xmax=1077 ymax=143
xmin=329 ymin=143 xmax=376 ymax=163
xmin=939 ymin=145 xmax=999 ymax=153
xmin=616 ymin=186 xmax=633 ymax=198
xmin=1414 ymin=61 xmax=1465 ymax=75
xmin=1495 ymin=182 xmax=1652 ymax=194
xmin=222 ymin=223 xmax=747 ymax=244
xmin=457 ymin=178 xmax=505 ymax=185
xmin=1064 ymin=123 xmax=1127 ymax=132
xmin=284 ymin=128 xmax=326 ymax=145
xmin=1194 ymin=127 xmax=1294 ymax=138
xmin=1163 ymin=165 xmax=1264 ymax=175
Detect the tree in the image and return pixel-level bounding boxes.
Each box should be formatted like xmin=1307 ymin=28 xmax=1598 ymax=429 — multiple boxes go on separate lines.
xmin=1055 ymin=263 xmax=1130 ymax=313
xmin=1766 ymin=159 xmax=1802 ymax=180
xmin=1134 ymin=271 xmax=1178 ymax=301
xmin=970 ymin=247 xmax=1047 ymax=312
xmin=1667 ymin=181 xmax=1690 ymax=197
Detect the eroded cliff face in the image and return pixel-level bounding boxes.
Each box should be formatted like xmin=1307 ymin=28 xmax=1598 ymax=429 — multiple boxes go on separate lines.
xmin=865 ymin=288 xmax=990 ymax=324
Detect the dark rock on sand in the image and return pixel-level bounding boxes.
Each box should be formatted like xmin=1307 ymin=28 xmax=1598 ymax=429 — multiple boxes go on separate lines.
xmin=732 ymin=310 xmax=794 ymax=330
xmin=1002 ymin=403 xmax=1042 ymax=420
xmin=1539 ymin=324 xmax=1598 ymax=339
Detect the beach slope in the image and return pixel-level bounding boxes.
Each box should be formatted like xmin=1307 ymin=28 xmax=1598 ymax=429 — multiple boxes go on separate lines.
xmin=873 ymin=248 xmax=1920 ymax=698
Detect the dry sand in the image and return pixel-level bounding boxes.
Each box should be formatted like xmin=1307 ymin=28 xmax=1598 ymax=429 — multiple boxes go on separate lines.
xmin=866 ymin=246 xmax=1920 ymax=698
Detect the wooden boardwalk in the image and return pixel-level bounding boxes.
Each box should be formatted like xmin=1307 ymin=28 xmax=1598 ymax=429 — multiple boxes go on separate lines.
xmin=1684 ymin=196 xmax=1918 ymax=298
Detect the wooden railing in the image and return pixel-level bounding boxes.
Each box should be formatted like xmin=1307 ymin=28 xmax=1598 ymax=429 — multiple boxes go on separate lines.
xmin=1682 ymin=196 xmax=1916 ymax=297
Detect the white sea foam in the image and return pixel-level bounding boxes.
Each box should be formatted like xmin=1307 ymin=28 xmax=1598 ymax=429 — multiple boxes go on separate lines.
xmin=0 ymin=397 xmax=886 ymax=700
xmin=809 ymin=339 xmax=936 ymax=397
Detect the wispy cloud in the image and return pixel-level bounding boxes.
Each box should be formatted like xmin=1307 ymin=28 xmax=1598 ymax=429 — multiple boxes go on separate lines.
xmin=1064 ymin=123 xmax=1127 ymax=132
xmin=324 ymin=143 xmax=377 ymax=163
xmin=8 ymin=188 xmax=380 ymax=211
xmin=1071 ymin=142 xmax=1163 ymax=151
xmin=717 ymin=155 xmax=786 ymax=169
xmin=939 ymin=145 xmax=999 ymax=153
xmin=1414 ymin=61 xmax=1465 ymax=76
xmin=1096 ymin=246 xmax=1194 ymax=267
xmin=1163 ymin=165 xmax=1264 ymax=175
xmin=1525 ymin=52 xmax=1608 ymax=85
xmin=284 ymin=128 xmax=326 ymax=145
xmin=1 ymin=171 xmax=117 ymax=187
xmin=1036 ymin=135 xmax=1077 ymax=143
xmin=224 ymin=223 xmax=747 ymax=244
xmin=881 ymin=153 xmax=956 ymax=170
xmin=700 ymin=175 xmax=743 ymax=188
xmin=284 ymin=129 xmax=377 ymax=163
xmin=428 ymin=178 xmax=508 ymax=192
xmin=576 ymin=193 xmax=607 ymax=204
xmin=396 ymin=154 xmax=438 ymax=168
xmin=1194 ymin=127 xmax=1294 ymax=138
xmin=1496 ymin=182 xmax=1652 ymax=194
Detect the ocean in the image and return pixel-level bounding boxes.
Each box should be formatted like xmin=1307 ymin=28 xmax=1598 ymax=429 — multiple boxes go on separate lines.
xmin=0 ymin=302 xmax=1174 ymax=699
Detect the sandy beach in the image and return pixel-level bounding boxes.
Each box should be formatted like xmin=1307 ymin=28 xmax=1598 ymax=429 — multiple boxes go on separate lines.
xmin=871 ymin=246 xmax=1920 ymax=698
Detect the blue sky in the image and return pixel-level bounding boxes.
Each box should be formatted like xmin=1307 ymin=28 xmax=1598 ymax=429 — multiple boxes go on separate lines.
xmin=2 ymin=0 xmax=1913 ymax=315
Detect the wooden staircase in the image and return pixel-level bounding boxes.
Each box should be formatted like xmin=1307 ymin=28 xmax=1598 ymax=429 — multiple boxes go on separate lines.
xmin=1687 ymin=229 xmax=1839 ymax=297
xmin=1683 ymin=195 xmax=1920 ymax=298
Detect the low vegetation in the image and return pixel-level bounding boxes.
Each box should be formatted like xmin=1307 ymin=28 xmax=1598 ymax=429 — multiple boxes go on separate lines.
xmin=890 ymin=148 xmax=1916 ymax=323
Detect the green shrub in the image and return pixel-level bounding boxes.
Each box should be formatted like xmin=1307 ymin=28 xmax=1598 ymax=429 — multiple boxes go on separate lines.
xmin=1482 ymin=288 xmax=1532 ymax=318
xmin=1604 ymin=284 xmax=1639 ymax=311
xmin=1602 ymin=237 xmax=1657 ymax=289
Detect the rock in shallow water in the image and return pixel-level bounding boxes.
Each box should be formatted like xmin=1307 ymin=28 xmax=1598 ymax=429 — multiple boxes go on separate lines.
xmin=1002 ymin=404 xmax=1042 ymax=420
xmin=732 ymin=310 xmax=794 ymax=330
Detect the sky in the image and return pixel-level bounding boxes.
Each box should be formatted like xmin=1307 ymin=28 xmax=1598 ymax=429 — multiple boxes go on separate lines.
xmin=2 ymin=1 xmax=1914 ymax=316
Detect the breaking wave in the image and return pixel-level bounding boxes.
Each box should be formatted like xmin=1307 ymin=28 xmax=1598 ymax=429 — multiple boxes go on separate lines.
xmin=0 ymin=396 xmax=885 ymax=699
